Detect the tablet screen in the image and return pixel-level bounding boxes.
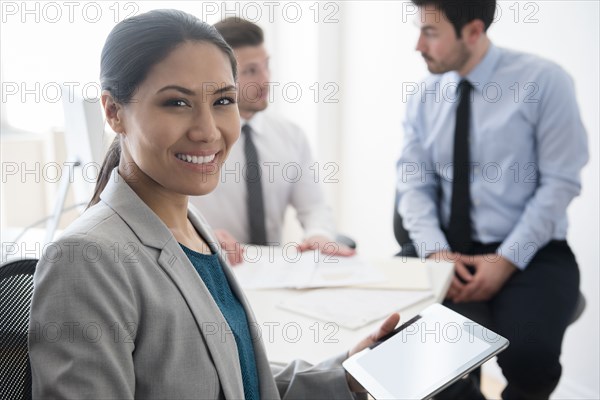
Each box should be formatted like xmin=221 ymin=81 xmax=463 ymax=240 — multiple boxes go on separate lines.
xmin=344 ymin=304 xmax=509 ymax=399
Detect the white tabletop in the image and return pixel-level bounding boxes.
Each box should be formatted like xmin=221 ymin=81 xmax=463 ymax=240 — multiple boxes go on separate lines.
xmin=243 ymin=258 xmax=454 ymax=365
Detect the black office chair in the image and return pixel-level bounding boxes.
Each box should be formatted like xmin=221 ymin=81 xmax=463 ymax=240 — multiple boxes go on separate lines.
xmin=1 ymin=258 xmax=38 ymax=400
xmin=393 ymin=191 xmax=418 ymax=257
xmin=570 ymin=290 xmax=586 ymax=324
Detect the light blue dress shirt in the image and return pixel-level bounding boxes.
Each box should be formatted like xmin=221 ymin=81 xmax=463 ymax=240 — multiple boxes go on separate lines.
xmin=397 ymin=43 xmax=588 ymax=269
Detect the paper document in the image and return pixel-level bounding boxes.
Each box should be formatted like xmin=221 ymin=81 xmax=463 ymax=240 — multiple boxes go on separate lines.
xmin=232 ymin=248 xmax=384 ymax=289
xmin=278 ymin=288 xmax=434 ymax=330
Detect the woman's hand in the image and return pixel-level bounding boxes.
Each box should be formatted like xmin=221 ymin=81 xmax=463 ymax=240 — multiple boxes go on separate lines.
xmin=345 ymin=313 xmax=401 ymax=392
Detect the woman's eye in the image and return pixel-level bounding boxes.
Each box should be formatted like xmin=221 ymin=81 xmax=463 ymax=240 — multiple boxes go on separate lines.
xmin=165 ymin=99 xmax=190 ymax=107
xmin=215 ymin=97 xmax=236 ymax=106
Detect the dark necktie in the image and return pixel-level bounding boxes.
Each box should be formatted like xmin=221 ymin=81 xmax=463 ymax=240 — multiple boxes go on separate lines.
xmin=448 ymin=80 xmax=473 ymax=253
xmin=242 ymin=124 xmax=268 ymax=245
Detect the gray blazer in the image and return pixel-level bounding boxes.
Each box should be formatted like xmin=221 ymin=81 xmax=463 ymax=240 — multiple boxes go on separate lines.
xmin=28 ymin=169 xmax=356 ymax=399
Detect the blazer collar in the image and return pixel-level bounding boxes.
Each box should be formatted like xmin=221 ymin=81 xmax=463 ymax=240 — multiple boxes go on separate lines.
xmin=99 ymin=168 xmax=173 ymax=250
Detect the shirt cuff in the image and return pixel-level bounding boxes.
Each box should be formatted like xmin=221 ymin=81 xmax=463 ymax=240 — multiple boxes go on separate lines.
xmin=413 ymin=229 xmax=451 ymax=259
xmin=496 ymin=237 xmax=540 ymax=270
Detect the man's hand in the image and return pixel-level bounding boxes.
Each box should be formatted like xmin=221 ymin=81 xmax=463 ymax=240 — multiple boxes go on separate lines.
xmin=297 ymin=235 xmax=356 ymax=257
xmin=346 ymin=313 xmax=400 ymax=392
xmin=451 ymin=254 xmax=517 ymax=303
xmin=427 ymin=251 xmax=471 ymax=301
xmin=213 ymin=229 xmax=244 ymax=266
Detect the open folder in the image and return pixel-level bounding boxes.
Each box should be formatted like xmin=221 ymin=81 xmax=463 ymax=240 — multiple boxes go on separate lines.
xmin=232 ymin=248 xmax=385 ymax=289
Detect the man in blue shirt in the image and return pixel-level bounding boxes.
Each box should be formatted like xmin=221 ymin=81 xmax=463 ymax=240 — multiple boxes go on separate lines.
xmin=397 ymin=0 xmax=588 ymax=398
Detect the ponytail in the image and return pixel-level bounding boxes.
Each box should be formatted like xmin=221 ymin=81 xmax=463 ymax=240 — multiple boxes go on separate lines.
xmin=87 ymin=136 xmax=121 ymax=208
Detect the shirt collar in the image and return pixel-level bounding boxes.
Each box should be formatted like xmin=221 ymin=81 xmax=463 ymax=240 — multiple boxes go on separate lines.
xmin=464 ymin=42 xmax=502 ymax=92
xmin=241 ymin=112 xmax=265 ymax=135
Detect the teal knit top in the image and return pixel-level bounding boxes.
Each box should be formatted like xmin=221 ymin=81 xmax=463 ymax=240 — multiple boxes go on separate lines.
xmin=180 ymin=244 xmax=260 ymax=400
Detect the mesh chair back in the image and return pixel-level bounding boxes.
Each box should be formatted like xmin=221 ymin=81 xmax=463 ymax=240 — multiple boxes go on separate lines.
xmin=1 ymin=259 xmax=38 ymax=400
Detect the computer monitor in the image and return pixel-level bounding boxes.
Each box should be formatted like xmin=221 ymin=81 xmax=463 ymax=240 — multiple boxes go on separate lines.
xmin=61 ymin=87 xmax=106 ymax=206
xmin=44 ymin=88 xmax=107 ymax=243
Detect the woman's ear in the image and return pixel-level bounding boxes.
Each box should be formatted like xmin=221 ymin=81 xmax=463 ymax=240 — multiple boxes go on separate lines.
xmin=101 ymin=90 xmax=125 ymax=134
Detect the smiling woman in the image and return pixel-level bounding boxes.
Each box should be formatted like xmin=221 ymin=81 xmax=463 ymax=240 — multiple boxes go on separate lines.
xmin=26 ymin=8 xmax=399 ymax=400
xmin=104 ymin=42 xmax=240 ymax=198
xmin=89 ymin=11 xmax=239 ymax=208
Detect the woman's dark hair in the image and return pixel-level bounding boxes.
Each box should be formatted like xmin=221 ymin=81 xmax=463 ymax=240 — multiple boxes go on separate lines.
xmin=88 ymin=9 xmax=237 ymax=208
xmin=411 ymin=0 xmax=496 ymax=37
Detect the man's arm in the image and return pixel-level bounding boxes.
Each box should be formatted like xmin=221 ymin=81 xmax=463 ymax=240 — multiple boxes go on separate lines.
xmin=496 ymin=66 xmax=588 ymax=269
xmin=397 ymin=93 xmax=449 ymax=258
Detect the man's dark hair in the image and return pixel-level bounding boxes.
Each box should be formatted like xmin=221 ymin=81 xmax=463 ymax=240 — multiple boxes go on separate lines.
xmin=412 ymin=0 xmax=496 ymax=37
xmin=214 ymin=17 xmax=264 ymax=48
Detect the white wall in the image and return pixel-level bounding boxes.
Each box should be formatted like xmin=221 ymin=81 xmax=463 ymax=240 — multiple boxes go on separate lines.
xmin=490 ymin=3 xmax=599 ymax=397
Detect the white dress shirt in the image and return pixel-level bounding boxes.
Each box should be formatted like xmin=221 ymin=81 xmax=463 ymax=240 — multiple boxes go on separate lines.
xmin=191 ymin=111 xmax=335 ymax=244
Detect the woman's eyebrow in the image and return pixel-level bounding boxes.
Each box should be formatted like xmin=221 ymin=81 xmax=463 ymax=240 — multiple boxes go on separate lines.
xmin=156 ymin=85 xmax=195 ymax=95
xmin=208 ymin=84 xmax=237 ymax=95
xmin=156 ymin=84 xmax=237 ymax=95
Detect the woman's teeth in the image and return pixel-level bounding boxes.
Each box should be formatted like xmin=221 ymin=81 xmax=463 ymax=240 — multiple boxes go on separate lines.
xmin=176 ymin=153 xmax=216 ymax=165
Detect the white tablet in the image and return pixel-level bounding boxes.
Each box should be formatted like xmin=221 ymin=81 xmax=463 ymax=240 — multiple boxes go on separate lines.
xmin=343 ymin=303 xmax=509 ymax=400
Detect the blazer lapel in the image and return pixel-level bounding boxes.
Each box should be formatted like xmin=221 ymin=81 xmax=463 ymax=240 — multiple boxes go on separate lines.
xmin=100 ymin=169 xmax=245 ymax=399
xmin=189 ymin=209 xmax=280 ymax=398
xmin=156 ymin=244 xmax=245 ymax=400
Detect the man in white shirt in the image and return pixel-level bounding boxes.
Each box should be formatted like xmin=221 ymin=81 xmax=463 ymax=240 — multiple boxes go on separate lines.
xmin=191 ymin=17 xmax=354 ymax=264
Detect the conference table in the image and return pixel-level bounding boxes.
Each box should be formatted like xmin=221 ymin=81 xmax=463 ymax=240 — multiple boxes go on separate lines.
xmin=0 ymin=230 xmax=454 ymax=367
xmin=242 ymin=257 xmax=454 ymax=365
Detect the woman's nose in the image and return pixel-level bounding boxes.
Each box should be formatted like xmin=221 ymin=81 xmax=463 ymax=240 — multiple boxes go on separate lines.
xmin=188 ymin=108 xmax=219 ymax=142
